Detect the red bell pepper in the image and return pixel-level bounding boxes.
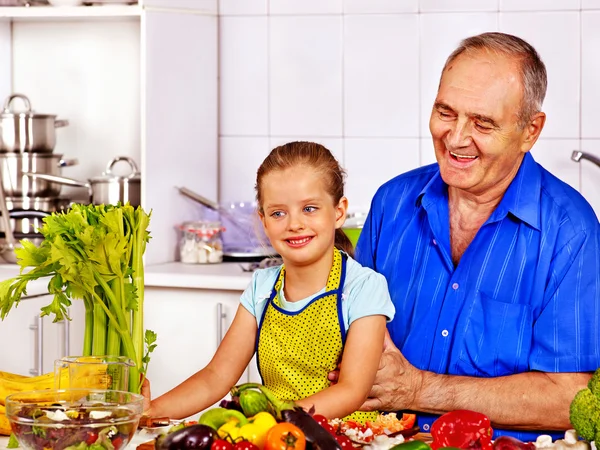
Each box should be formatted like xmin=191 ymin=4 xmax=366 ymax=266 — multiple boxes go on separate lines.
xmin=430 ymin=410 xmax=493 ymax=450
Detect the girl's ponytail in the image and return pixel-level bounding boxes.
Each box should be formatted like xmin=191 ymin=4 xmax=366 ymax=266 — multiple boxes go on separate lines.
xmin=334 ymin=229 xmax=354 ymax=258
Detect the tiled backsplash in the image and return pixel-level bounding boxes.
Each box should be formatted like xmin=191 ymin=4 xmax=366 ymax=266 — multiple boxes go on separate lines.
xmin=218 ymin=0 xmax=600 ymax=218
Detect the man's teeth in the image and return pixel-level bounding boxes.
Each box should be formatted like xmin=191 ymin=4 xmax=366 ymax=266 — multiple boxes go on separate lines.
xmin=450 ymin=151 xmax=477 ymax=159
xmin=289 ymin=237 xmax=310 ymax=245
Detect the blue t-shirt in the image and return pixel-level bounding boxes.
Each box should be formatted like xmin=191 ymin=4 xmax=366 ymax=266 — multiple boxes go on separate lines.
xmin=240 ymin=254 xmax=395 ymax=331
xmin=356 ymin=152 xmax=600 ymax=441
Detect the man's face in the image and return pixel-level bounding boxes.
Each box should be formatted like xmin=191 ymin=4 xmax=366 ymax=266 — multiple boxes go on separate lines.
xmin=429 ymin=51 xmax=537 ymax=196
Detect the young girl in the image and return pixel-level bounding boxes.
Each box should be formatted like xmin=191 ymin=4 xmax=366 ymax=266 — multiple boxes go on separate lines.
xmin=144 ymin=141 xmax=394 ymax=422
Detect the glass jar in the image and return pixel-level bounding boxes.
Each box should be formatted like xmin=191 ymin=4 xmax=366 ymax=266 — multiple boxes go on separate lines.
xmin=179 ymin=221 xmax=224 ymax=264
xmin=196 ymin=221 xmax=224 ymax=264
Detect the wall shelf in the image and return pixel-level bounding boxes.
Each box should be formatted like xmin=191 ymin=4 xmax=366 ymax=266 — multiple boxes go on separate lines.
xmin=0 ymin=5 xmax=142 ymax=19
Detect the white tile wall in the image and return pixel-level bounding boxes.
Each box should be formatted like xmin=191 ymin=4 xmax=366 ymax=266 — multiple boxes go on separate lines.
xmin=580 ymin=140 xmax=600 ymax=218
xmin=500 ymin=0 xmax=580 ymax=11
xmin=343 ymin=0 xmax=418 ymax=14
xmin=219 ymin=17 xmax=269 ymax=135
xmin=420 ymin=0 xmax=498 ymax=12
xmin=269 ymin=16 xmax=343 ymax=136
xmin=500 ymin=12 xmax=580 ymax=139
xmin=344 ymin=14 xmax=419 ymax=138
xmin=344 ymin=138 xmax=420 ymax=213
xmin=582 ymin=12 xmax=600 ymax=139
xmin=218 ymin=2 xmax=600 ymax=218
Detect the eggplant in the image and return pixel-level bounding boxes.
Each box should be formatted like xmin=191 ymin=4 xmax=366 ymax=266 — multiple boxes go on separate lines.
xmin=231 ymin=384 xmax=342 ymax=450
xmin=157 ymin=424 xmax=217 ymax=450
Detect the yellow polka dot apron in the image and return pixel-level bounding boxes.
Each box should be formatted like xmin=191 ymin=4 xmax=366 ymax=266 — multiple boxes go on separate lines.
xmin=256 ymin=248 xmax=379 ymax=424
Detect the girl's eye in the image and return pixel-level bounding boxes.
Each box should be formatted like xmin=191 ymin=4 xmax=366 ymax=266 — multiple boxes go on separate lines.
xmin=270 ymin=211 xmax=285 ymax=218
xmin=304 ymin=206 xmax=317 ymax=213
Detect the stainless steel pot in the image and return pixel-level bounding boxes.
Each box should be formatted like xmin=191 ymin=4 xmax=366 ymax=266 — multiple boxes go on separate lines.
xmin=24 ymin=156 xmax=141 ymax=207
xmin=0 ymin=153 xmax=78 ymax=197
xmin=5 ymin=196 xmax=73 ymax=212
xmin=0 ymin=93 xmax=69 ymax=153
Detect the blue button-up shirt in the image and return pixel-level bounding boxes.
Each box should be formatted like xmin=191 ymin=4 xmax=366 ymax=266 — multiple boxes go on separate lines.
xmin=356 ymin=152 xmax=600 ymax=441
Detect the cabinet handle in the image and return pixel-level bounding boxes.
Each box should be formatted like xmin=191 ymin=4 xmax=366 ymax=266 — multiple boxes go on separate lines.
xmin=216 ymin=303 xmax=227 ymax=345
xmin=29 ymin=315 xmax=43 ymax=376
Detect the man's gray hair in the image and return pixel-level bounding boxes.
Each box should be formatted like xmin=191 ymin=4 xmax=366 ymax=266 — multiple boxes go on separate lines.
xmin=442 ymin=32 xmax=547 ymax=129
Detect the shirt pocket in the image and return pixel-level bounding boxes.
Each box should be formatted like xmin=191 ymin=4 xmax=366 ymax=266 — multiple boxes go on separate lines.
xmin=457 ymin=291 xmax=533 ymax=377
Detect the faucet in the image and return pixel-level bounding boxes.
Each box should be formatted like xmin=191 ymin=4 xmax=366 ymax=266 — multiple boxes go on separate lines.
xmin=572 ymin=150 xmax=600 ymax=168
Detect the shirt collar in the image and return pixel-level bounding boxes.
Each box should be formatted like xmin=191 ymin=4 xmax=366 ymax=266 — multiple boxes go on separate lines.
xmin=416 ymin=153 xmax=541 ymax=230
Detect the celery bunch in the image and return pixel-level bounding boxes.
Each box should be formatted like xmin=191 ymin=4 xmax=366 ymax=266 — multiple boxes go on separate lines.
xmin=0 ymin=203 xmax=156 ymax=393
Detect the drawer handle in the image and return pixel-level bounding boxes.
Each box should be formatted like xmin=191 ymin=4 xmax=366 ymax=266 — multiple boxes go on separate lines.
xmin=29 ymin=315 xmax=43 ymax=376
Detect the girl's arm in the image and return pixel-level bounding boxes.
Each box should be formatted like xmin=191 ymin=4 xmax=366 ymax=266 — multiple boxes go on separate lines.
xmin=147 ymin=305 xmax=258 ymax=419
xmin=295 ymin=314 xmax=387 ymax=419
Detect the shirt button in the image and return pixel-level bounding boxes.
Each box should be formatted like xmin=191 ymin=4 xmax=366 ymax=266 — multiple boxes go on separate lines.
xmin=432 ymin=239 xmax=437 ymax=245
xmin=452 ymin=282 xmax=459 ymax=290
xmin=423 ymin=424 xmax=430 ymax=431
xmin=442 ymin=329 xmax=449 ymax=337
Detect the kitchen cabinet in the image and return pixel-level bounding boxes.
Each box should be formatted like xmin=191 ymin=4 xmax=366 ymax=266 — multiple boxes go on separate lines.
xmin=144 ymin=285 xmax=261 ymax=415
xmin=0 ymin=294 xmax=85 ymax=376
xmin=0 ymin=0 xmax=218 ymax=266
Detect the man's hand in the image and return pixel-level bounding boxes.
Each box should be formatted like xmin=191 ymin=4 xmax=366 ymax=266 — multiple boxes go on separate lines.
xmin=361 ymin=331 xmax=424 ymax=412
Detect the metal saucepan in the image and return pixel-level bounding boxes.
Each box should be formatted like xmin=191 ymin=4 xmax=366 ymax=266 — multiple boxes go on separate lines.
xmin=4 ymin=196 xmax=73 ymax=212
xmin=0 ymin=153 xmax=78 ymax=197
xmin=0 ymin=94 xmax=69 ymax=153
xmin=25 ymin=156 xmax=141 ymax=207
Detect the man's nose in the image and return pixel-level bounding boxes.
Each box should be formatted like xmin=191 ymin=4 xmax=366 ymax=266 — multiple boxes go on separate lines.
xmin=446 ymin=119 xmax=472 ymax=148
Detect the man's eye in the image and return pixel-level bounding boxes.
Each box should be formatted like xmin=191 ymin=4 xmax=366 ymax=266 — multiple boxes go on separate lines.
xmin=475 ymin=122 xmax=492 ymax=131
xmin=438 ymin=111 xmax=453 ymax=119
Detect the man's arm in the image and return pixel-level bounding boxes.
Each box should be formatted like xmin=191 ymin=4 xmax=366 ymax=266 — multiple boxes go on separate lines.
xmin=360 ymin=333 xmax=591 ymax=431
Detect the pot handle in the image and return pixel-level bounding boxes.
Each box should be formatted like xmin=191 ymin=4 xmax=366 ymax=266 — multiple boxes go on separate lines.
xmin=54 ymin=119 xmax=69 ymax=128
xmin=3 ymin=93 xmax=32 ymax=113
xmin=58 ymin=158 xmax=79 ymax=168
xmin=23 ymin=172 xmax=90 ymax=189
xmin=105 ymin=156 xmax=140 ymax=179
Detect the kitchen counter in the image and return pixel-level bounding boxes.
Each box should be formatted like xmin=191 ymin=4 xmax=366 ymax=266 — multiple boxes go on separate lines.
xmin=145 ymin=262 xmax=253 ymax=291
xmin=0 ymin=261 xmax=255 ymax=296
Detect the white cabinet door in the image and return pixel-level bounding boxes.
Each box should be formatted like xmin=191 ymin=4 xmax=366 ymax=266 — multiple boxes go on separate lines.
xmin=144 ymin=286 xmax=247 ymax=416
xmin=0 ymin=294 xmax=85 ymax=377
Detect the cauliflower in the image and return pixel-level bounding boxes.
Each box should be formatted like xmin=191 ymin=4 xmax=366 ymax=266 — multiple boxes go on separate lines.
xmin=570 ymin=368 xmax=600 ymax=443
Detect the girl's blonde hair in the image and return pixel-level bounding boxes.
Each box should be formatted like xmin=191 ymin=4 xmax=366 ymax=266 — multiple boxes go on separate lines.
xmin=255 ymin=141 xmax=354 ymax=257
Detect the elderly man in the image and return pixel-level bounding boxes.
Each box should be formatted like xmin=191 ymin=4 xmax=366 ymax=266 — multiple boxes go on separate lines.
xmin=348 ymin=32 xmax=600 ymax=440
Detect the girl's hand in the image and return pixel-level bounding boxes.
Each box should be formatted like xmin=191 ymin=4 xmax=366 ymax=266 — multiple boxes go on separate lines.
xmin=141 ymin=377 xmax=152 ymax=414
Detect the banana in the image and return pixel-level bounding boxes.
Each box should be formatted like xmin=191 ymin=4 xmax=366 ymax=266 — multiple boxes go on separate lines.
xmin=0 ymin=368 xmax=112 ymax=406
xmin=0 ymin=413 xmax=11 ymax=436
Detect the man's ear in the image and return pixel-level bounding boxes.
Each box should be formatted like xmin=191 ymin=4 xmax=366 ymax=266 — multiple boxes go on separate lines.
xmin=521 ymin=111 xmax=546 ymax=153
xmin=335 ymin=197 xmax=349 ymax=229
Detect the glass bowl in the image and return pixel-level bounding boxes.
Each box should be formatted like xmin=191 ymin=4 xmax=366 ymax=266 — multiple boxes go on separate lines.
xmin=5 ymin=389 xmax=144 ymax=450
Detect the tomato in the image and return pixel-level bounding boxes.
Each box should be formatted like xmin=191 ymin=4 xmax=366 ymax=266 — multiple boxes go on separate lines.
xmin=335 ymin=435 xmax=353 ymax=450
xmin=233 ymin=441 xmax=260 ymax=450
xmin=112 ymin=436 xmax=124 ymax=450
xmin=265 ymin=423 xmax=306 ymax=450
xmin=85 ymin=431 xmax=98 ymax=445
xmin=212 ymin=439 xmax=234 ymax=450
xmin=345 ymin=420 xmax=367 ymax=433
xmin=400 ymin=414 xmax=417 ymax=430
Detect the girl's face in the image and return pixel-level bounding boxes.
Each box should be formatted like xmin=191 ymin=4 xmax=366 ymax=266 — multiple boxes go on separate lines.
xmin=258 ymin=165 xmax=347 ymax=269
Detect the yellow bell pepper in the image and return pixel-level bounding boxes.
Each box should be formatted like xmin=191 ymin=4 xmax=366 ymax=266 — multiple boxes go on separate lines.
xmin=217 ymin=419 xmax=242 ymax=440
xmin=239 ymin=412 xmax=278 ymax=449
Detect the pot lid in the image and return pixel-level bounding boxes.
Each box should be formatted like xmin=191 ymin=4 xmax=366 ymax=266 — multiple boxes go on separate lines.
xmin=1 ymin=93 xmax=57 ymax=118
xmin=90 ymin=156 xmax=141 ymax=182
